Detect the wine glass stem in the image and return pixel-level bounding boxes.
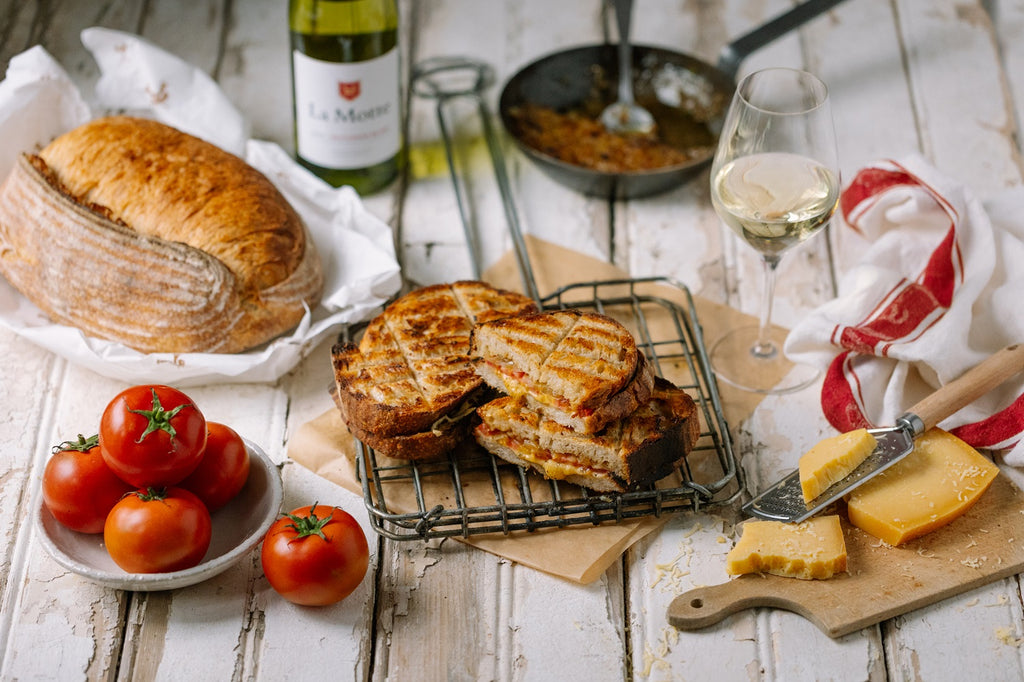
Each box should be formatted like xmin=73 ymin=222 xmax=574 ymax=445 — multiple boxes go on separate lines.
xmin=754 ymin=255 xmax=782 ymax=360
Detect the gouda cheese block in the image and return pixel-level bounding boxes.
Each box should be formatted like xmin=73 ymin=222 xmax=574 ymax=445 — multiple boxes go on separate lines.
xmin=726 ymin=515 xmax=847 ymax=580
xmin=799 ymin=428 xmax=877 ymax=502
xmin=845 ymin=428 xmax=999 ymax=546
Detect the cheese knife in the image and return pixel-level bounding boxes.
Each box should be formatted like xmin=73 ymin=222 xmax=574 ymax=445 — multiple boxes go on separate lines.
xmin=743 ymin=343 xmax=1024 ymax=523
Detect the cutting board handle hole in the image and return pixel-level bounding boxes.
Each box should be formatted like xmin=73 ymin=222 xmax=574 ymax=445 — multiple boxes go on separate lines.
xmin=690 ymin=598 xmax=704 ymax=609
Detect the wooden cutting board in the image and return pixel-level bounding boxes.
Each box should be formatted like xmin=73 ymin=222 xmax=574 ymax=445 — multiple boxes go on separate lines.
xmin=667 ymin=474 xmax=1024 ymax=638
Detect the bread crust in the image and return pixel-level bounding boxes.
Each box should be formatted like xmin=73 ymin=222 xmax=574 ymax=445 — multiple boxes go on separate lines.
xmin=350 ymin=424 xmax=466 ymax=461
xmin=332 ymin=341 xmax=484 ymax=437
xmin=0 ymin=116 xmax=323 ymax=353
xmin=331 ymin=387 xmax=470 ymax=461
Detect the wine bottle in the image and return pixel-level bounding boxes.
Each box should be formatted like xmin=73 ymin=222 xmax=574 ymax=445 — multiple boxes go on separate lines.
xmin=289 ymin=0 xmax=401 ymax=194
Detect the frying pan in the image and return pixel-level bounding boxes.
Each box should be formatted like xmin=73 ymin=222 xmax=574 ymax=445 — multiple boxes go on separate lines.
xmin=498 ymin=0 xmax=848 ymax=200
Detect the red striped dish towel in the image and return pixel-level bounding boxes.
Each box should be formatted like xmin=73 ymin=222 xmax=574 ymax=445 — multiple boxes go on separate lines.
xmin=784 ymin=155 xmax=1024 ymax=468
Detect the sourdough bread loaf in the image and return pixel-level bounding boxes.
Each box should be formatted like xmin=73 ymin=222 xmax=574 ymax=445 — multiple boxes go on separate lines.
xmin=0 ymin=116 xmax=324 ymax=353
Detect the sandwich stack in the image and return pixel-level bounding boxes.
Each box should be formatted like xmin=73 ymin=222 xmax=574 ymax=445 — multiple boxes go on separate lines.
xmin=331 ymin=284 xmax=700 ymax=492
xmin=471 ymin=309 xmax=700 ymax=492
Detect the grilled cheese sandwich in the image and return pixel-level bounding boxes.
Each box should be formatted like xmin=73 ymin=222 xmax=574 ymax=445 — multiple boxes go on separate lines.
xmin=474 ymin=377 xmax=700 ymax=492
xmin=471 ymin=309 xmax=655 ymax=434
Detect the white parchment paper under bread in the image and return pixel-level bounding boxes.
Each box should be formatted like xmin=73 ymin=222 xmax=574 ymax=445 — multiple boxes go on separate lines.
xmin=0 ymin=29 xmax=402 ymax=386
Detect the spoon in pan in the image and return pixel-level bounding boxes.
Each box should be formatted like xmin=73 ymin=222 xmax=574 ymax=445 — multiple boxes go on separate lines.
xmin=600 ymin=0 xmax=656 ymax=135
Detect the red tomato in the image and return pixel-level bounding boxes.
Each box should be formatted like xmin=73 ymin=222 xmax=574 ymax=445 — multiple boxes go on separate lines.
xmin=42 ymin=434 xmax=133 ymax=534
xmin=104 ymin=487 xmax=212 ymax=573
xmin=261 ymin=504 xmax=369 ymax=606
xmin=179 ymin=422 xmax=250 ymax=511
xmin=99 ymin=385 xmax=207 ymax=488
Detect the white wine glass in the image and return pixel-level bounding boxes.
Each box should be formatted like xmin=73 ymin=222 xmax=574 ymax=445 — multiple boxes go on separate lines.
xmin=709 ymin=67 xmax=839 ymax=394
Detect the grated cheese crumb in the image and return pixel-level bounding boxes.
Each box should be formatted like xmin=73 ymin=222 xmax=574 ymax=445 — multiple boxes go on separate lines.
xmin=994 ymin=594 xmax=1008 ymax=606
xmin=995 ymin=627 xmax=1024 ymax=647
xmin=639 ymin=626 xmax=680 ymax=676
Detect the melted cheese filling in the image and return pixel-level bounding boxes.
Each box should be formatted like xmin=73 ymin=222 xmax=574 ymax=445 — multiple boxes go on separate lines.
xmin=485 ymin=361 xmax=592 ymax=416
xmin=478 ymin=425 xmax=612 ymax=479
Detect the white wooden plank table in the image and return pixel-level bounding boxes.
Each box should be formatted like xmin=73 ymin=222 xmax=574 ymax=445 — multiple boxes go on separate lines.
xmin=2 ymin=0 xmax=1024 ymax=679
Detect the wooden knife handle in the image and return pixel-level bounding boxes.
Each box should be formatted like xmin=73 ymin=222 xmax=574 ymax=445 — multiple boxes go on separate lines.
xmin=909 ymin=343 xmax=1024 ymax=431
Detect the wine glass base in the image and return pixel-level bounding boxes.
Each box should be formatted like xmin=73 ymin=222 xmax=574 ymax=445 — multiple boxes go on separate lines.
xmin=709 ymin=325 xmax=820 ymax=395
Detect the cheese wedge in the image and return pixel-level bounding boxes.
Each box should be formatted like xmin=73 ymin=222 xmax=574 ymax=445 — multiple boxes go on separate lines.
xmin=726 ymin=515 xmax=847 ymax=580
xmin=845 ymin=428 xmax=999 ymax=546
xmin=799 ymin=428 xmax=878 ymax=502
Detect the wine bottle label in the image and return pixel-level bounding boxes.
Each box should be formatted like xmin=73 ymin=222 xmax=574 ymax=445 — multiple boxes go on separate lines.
xmin=292 ymin=48 xmax=400 ymax=169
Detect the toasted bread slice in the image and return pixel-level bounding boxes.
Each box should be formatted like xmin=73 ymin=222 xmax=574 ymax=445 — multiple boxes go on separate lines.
xmin=332 ymin=281 xmax=536 ymax=446
xmin=474 ymin=377 xmax=700 ymax=492
xmin=471 ymin=309 xmax=655 ymax=433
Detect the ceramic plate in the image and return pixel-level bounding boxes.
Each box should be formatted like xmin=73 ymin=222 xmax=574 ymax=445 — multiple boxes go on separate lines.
xmin=35 ymin=439 xmax=283 ymax=591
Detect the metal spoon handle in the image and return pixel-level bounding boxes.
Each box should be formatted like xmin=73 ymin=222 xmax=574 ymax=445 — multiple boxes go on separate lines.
xmin=613 ymin=0 xmax=635 ymax=105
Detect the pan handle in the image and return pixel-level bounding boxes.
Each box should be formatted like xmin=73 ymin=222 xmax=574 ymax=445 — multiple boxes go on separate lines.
xmin=716 ymin=0 xmax=849 ymax=80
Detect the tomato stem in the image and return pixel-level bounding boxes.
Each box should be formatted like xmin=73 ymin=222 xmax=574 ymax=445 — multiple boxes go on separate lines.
xmin=53 ymin=433 xmax=99 ymax=453
xmin=128 ymin=388 xmax=191 ymax=442
xmin=133 ymin=487 xmax=169 ymax=502
xmin=282 ymin=502 xmax=334 ymax=541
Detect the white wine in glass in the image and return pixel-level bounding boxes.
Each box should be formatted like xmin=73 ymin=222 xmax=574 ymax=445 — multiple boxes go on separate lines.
xmin=709 ymin=68 xmax=839 ymax=394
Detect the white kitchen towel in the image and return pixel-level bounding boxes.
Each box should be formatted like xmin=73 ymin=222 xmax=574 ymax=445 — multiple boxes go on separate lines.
xmin=784 ymin=155 xmax=1024 ymax=468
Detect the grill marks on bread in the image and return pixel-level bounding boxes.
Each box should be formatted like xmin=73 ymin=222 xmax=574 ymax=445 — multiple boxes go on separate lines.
xmin=473 ymin=310 xmax=637 ymax=406
xmin=331 ymin=281 xmax=537 ymax=441
xmin=375 ymin=286 xmax=478 ymax=411
xmin=332 ymin=285 xmax=694 ymax=483
xmin=471 ymin=310 xmax=654 ymax=432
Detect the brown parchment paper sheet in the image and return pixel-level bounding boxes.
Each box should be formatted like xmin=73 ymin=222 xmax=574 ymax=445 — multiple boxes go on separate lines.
xmin=288 ymin=236 xmax=784 ymax=583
